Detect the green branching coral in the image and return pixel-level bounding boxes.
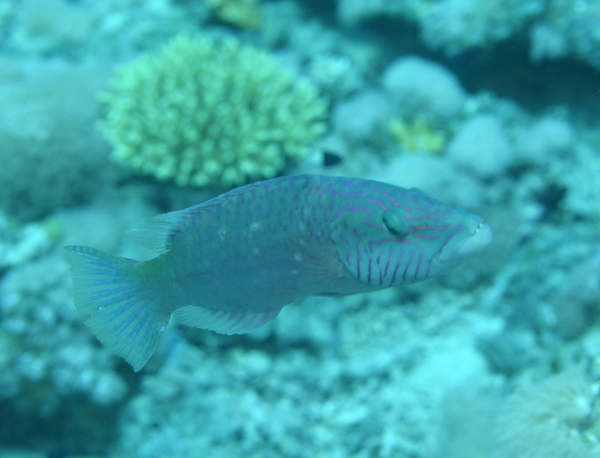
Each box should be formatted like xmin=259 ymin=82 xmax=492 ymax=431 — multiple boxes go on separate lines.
xmin=99 ymin=34 xmax=328 ymax=187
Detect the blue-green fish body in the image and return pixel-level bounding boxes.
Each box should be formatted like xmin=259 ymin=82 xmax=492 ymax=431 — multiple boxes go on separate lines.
xmin=65 ymin=175 xmax=492 ymax=370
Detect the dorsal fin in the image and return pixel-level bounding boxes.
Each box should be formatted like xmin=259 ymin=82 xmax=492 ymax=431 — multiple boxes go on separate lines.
xmin=125 ymin=182 xmax=260 ymax=256
xmin=125 ymin=210 xmax=190 ymax=256
xmin=125 ymin=202 xmax=217 ymax=256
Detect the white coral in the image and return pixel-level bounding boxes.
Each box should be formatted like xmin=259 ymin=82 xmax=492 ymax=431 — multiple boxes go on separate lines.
xmin=495 ymin=371 xmax=600 ymax=458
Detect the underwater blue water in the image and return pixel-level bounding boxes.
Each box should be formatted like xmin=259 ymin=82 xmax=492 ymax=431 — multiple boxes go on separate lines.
xmin=1 ymin=1 xmax=600 ymax=457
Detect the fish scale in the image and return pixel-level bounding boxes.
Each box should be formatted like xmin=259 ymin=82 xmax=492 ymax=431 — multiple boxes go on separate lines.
xmin=65 ymin=174 xmax=492 ymax=371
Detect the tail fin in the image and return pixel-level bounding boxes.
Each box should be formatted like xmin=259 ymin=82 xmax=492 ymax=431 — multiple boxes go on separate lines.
xmin=64 ymin=246 xmax=169 ymax=371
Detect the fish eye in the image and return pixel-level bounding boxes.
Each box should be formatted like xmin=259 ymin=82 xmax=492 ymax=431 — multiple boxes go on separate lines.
xmin=383 ymin=209 xmax=408 ymax=237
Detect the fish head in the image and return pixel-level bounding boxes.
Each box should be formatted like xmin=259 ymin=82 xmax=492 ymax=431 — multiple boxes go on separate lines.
xmin=331 ymin=186 xmax=492 ymax=287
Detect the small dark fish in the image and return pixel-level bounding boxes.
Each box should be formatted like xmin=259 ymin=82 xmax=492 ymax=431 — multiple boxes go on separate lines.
xmin=322 ymin=149 xmax=343 ymax=166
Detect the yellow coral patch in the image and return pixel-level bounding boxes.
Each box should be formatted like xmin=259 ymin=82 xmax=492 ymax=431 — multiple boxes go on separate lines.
xmin=387 ymin=116 xmax=446 ymax=154
xmin=203 ymin=0 xmax=261 ymax=30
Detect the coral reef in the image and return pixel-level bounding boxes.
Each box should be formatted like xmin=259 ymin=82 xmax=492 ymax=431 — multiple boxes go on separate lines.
xmin=0 ymin=252 xmax=128 ymax=453
xmin=381 ymin=56 xmax=466 ymax=122
xmin=112 ymin=289 xmax=496 ymax=458
xmin=0 ymin=213 xmax=56 ymax=272
xmin=332 ymin=89 xmax=394 ymax=147
xmin=552 ymin=144 xmax=600 ymax=221
xmin=203 ymin=0 xmax=262 ymax=30
xmin=419 ymin=0 xmax=543 ymax=56
xmin=387 ymin=116 xmax=446 ymax=154
xmin=336 ymin=0 xmax=407 ymax=26
xmin=0 ymin=0 xmax=599 ymax=456
xmin=307 ymin=53 xmax=364 ymax=100
xmin=100 ymin=34 xmax=328 ymax=187
xmin=494 ymin=371 xmax=600 ymax=458
xmin=446 ymin=113 xmax=514 ymax=178
xmin=529 ymin=0 xmax=600 ymax=69
xmin=369 ymin=155 xmax=484 ymax=210
xmin=2 ymin=0 xmax=209 ymax=59
xmin=0 ymin=60 xmax=114 ymax=221
xmin=0 ymin=253 xmax=128 ymax=409
xmin=514 ymin=114 xmax=575 ymax=165
xmin=337 ymin=0 xmax=600 ymax=71
xmin=550 ymin=250 xmax=600 ymax=339
xmin=434 ymin=375 xmax=504 ymax=458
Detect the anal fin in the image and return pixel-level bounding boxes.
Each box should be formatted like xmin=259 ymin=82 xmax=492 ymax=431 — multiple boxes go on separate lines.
xmin=173 ymin=305 xmax=280 ymax=334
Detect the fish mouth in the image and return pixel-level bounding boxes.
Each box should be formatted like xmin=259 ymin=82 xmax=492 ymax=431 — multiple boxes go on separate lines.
xmin=435 ymin=218 xmax=493 ymax=264
xmin=452 ymin=221 xmax=493 ymax=259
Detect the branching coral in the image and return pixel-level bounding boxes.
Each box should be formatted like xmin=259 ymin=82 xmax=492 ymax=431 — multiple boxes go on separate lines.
xmin=100 ymin=34 xmax=328 ymax=187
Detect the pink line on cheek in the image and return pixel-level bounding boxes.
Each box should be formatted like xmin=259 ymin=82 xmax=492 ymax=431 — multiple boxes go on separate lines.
xmin=406 ymin=215 xmax=432 ymax=221
xmin=381 ymin=192 xmax=402 ymax=207
xmin=369 ymin=238 xmax=418 ymax=250
xmin=362 ymin=220 xmax=385 ymax=230
xmin=410 ymin=233 xmax=441 ymax=240
xmin=366 ymin=198 xmax=387 ymax=211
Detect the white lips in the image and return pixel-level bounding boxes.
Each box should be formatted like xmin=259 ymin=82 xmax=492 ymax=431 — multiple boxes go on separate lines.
xmin=454 ymin=221 xmax=493 ymax=259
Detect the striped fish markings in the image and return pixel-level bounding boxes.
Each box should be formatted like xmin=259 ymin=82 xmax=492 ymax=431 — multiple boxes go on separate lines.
xmin=65 ymin=174 xmax=492 ymax=370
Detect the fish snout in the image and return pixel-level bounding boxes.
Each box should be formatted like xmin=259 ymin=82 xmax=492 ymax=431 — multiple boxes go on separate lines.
xmin=435 ymin=217 xmax=493 ymax=267
xmin=453 ymin=220 xmax=493 ymax=260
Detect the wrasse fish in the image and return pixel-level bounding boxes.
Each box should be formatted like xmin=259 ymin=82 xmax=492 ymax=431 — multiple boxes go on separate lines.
xmin=65 ymin=174 xmax=492 ymax=371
